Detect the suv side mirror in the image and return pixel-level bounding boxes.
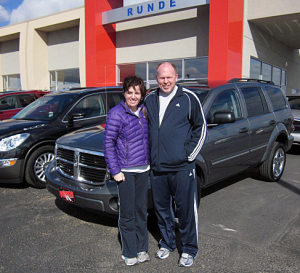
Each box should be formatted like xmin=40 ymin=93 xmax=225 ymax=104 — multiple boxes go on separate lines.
xmin=67 ymin=111 xmax=86 ymax=127
xmin=212 ymin=111 xmax=236 ymax=125
xmin=69 ymin=111 xmax=86 ymax=120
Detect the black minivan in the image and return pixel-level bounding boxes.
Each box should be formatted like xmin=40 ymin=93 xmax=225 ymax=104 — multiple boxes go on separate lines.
xmin=0 ymin=87 xmax=123 ymax=188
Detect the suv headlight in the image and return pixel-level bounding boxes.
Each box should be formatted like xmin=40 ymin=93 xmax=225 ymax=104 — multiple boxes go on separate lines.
xmin=0 ymin=133 xmax=30 ymax=151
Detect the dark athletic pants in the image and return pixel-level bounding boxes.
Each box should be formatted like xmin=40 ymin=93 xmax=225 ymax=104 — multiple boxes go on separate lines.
xmin=150 ymin=169 xmax=199 ymax=257
xmin=117 ymin=171 xmax=149 ymax=258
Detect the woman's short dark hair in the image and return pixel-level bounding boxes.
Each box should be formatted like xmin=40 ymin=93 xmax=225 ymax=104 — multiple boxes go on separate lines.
xmin=123 ymin=75 xmax=147 ymax=98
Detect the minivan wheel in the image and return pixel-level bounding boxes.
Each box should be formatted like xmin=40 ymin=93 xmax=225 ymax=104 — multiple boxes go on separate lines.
xmin=25 ymin=145 xmax=55 ymax=188
xmin=258 ymin=142 xmax=286 ymax=182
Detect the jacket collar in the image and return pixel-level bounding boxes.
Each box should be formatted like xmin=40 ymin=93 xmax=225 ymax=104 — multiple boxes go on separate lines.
xmin=155 ymin=85 xmax=183 ymax=99
xmin=120 ymin=100 xmax=144 ymax=115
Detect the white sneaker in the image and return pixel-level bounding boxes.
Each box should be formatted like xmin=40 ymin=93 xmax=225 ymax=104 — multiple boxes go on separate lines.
xmin=137 ymin=251 xmax=150 ymax=263
xmin=155 ymin=248 xmax=170 ymax=259
xmin=122 ymin=255 xmax=138 ymax=266
xmin=178 ymin=253 xmax=194 ymax=267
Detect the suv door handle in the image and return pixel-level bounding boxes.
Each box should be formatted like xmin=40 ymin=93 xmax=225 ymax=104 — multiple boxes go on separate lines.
xmin=269 ymin=120 xmax=276 ymax=125
xmin=239 ymin=127 xmax=249 ymax=133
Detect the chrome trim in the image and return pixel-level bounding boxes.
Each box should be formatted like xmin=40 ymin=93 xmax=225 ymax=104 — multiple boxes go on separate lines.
xmin=212 ymin=151 xmax=249 ymax=165
xmin=55 ymin=143 xmax=107 ymax=186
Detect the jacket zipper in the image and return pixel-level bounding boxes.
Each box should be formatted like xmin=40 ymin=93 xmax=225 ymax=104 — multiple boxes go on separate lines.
xmin=157 ymin=94 xmax=177 ymax=171
xmin=139 ymin=113 xmax=147 ymax=165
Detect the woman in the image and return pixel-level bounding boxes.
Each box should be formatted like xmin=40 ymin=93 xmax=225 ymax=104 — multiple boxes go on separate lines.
xmin=103 ymin=75 xmax=150 ymax=266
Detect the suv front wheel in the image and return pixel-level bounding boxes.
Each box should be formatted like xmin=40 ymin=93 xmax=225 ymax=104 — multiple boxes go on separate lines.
xmin=25 ymin=145 xmax=55 ymax=188
xmin=258 ymin=141 xmax=286 ymax=182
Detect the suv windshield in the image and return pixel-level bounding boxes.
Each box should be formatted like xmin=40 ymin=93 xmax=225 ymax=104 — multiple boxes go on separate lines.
xmin=13 ymin=93 xmax=78 ymax=121
xmin=189 ymin=88 xmax=209 ymax=103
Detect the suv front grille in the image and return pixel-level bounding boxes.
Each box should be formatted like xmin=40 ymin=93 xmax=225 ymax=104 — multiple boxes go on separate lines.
xmin=56 ymin=144 xmax=107 ymax=186
xmin=80 ymin=152 xmax=107 ymax=166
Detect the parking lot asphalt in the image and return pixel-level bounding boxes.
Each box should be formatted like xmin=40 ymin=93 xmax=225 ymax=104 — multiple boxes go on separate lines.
xmin=0 ymin=145 xmax=300 ymax=273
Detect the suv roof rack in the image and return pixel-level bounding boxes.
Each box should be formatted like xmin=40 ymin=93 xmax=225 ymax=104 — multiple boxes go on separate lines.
xmin=176 ymin=79 xmax=209 ymax=88
xmin=228 ymin=78 xmax=275 ymax=85
xmin=67 ymin=87 xmax=97 ymax=90
xmin=177 ymin=79 xmax=208 ymax=84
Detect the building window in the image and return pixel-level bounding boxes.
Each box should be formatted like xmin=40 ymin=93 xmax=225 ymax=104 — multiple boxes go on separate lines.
xmin=2 ymin=74 xmax=21 ymax=91
xmin=250 ymin=57 xmax=287 ymax=92
xmin=250 ymin=58 xmax=261 ymax=79
xmin=272 ymin=66 xmax=281 ymax=86
xmin=184 ymin=58 xmax=208 ymax=79
xmin=50 ymin=69 xmax=80 ymax=91
xmin=118 ymin=57 xmax=208 ymax=89
xmin=262 ymin=63 xmax=272 ymax=81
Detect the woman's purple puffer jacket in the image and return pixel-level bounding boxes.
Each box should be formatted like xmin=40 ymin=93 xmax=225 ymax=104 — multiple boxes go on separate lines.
xmin=103 ymin=100 xmax=149 ymax=176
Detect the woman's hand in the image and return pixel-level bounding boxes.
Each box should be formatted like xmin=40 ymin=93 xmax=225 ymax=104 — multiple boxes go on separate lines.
xmin=114 ymin=172 xmax=125 ymax=182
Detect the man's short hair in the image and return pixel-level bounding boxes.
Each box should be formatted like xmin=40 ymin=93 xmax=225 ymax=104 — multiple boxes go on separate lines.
xmin=156 ymin=62 xmax=178 ymax=75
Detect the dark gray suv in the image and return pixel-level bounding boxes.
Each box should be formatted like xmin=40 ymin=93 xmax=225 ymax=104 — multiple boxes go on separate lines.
xmin=45 ymin=79 xmax=294 ymax=215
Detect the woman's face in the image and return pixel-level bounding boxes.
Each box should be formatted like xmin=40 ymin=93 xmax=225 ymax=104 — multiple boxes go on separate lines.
xmin=124 ymin=85 xmax=142 ymax=111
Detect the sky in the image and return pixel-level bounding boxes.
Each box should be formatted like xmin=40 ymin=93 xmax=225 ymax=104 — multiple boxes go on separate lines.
xmin=0 ymin=0 xmax=84 ymax=28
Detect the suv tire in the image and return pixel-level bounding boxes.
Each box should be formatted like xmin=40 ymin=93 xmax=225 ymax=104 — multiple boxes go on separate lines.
xmin=258 ymin=141 xmax=286 ymax=182
xmin=25 ymin=145 xmax=55 ymax=188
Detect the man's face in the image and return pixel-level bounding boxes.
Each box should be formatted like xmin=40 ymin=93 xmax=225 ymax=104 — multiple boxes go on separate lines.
xmin=156 ymin=63 xmax=178 ymax=94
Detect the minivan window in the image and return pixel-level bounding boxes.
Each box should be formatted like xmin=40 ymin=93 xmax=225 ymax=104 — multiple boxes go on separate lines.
xmin=241 ymin=87 xmax=269 ymax=117
xmin=19 ymin=94 xmax=37 ymax=107
xmin=265 ymin=86 xmax=287 ymax=111
xmin=14 ymin=94 xmax=77 ymax=121
xmin=0 ymin=95 xmax=17 ymax=110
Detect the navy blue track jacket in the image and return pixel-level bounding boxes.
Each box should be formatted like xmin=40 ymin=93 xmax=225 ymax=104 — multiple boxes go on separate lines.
xmin=144 ymin=85 xmax=207 ymax=172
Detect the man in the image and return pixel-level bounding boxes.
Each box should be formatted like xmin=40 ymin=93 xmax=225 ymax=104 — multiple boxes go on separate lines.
xmin=144 ymin=62 xmax=207 ymax=267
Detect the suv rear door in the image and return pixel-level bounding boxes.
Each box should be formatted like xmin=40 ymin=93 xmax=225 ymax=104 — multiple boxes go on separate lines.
xmin=239 ymin=85 xmax=276 ymax=164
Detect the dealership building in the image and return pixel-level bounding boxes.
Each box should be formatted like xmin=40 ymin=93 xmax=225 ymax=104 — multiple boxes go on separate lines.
xmin=0 ymin=0 xmax=299 ymax=94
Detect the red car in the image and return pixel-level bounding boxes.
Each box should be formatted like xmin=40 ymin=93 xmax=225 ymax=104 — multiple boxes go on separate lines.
xmin=0 ymin=90 xmax=49 ymax=120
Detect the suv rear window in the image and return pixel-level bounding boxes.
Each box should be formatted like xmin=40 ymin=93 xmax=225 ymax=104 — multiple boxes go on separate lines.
xmin=241 ymin=87 xmax=269 ymax=117
xmin=264 ymin=86 xmax=287 ymax=111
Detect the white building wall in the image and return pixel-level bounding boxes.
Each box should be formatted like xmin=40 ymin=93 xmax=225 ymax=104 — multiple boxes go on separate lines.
xmin=48 ymin=26 xmax=79 ymax=71
xmin=0 ymin=39 xmax=20 ymax=75
xmin=116 ymin=6 xmax=209 ymax=64
xmin=0 ymin=1 xmax=298 ymax=93
xmin=0 ymin=7 xmax=85 ymax=91
xmin=243 ymin=0 xmax=300 ymax=94
xmin=25 ymin=25 xmax=49 ymax=90
xmin=247 ymin=0 xmax=300 ymax=19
